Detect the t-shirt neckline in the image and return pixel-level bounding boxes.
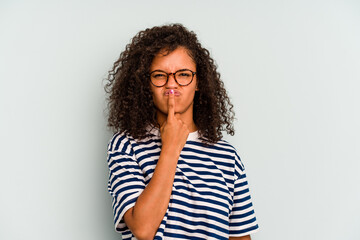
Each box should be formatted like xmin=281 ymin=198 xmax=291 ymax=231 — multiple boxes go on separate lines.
xmin=147 ymin=125 xmax=199 ymax=141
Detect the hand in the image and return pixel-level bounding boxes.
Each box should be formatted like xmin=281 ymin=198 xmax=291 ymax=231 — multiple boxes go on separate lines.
xmin=160 ymin=90 xmax=190 ymax=155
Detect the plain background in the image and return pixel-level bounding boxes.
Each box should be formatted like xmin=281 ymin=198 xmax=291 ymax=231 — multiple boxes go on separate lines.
xmin=1 ymin=0 xmax=359 ymax=239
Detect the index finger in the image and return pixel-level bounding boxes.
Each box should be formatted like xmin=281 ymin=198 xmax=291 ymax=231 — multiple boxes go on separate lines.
xmin=167 ymin=89 xmax=175 ymax=121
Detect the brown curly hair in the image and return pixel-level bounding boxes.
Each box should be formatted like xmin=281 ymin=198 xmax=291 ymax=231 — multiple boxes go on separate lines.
xmin=105 ymin=23 xmax=235 ymax=144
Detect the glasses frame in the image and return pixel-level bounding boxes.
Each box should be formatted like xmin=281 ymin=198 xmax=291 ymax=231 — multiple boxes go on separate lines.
xmin=149 ymin=69 xmax=197 ymax=87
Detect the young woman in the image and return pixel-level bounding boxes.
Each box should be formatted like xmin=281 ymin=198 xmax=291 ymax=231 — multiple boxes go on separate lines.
xmin=105 ymin=24 xmax=259 ymax=240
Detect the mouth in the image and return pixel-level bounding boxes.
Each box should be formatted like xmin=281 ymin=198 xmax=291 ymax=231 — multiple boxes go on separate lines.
xmin=164 ymin=89 xmax=181 ymax=96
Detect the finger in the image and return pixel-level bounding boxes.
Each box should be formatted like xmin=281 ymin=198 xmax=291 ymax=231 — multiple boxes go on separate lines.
xmin=167 ymin=90 xmax=175 ymax=121
xmin=174 ymin=113 xmax=181 ymax=120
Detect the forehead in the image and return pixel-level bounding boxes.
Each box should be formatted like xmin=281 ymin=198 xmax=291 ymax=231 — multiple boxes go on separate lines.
xmin=150 ymin=47 xmax=196 ymax=71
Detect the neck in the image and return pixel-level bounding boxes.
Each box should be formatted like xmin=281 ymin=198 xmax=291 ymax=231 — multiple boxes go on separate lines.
xmin=156 ymin=111 xmax=197 ymax=132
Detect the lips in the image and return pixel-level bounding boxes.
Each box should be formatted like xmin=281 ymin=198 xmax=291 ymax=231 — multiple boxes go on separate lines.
xmin=164 ymin=89 xmax=181 ymax=96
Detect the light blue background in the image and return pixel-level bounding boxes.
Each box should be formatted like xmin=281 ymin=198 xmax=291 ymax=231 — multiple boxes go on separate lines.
xmin=1 ymin=0 xmax=359 ymax=239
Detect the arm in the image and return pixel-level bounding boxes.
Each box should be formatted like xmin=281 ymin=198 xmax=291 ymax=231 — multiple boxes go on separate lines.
xmin=229 ymin=235 xmax=251 ymax=240
xmin=123 ymin=91 xmax=189 ymax=240
xmin=228 ymin=151 xmax=259 ymax=239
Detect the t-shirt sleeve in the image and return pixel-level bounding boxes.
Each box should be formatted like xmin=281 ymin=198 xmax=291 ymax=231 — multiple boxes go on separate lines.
xmin=229 ymin=150 xmax=259 ymax=237
xmin=107 ymin=133 xmax=145 ymax=232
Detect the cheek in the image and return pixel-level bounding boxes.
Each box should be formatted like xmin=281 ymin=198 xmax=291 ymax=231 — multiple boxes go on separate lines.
xmin=185 ymin=87 xmax=197 ymax=102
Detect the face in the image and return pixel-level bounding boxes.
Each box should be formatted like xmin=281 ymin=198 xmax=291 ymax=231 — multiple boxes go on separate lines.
xmin=150 ymin=47 xmax=198 ymax=119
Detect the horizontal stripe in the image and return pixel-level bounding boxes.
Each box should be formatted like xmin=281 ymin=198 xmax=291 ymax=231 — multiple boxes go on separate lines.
xmin=172 ymin=191 xmax=229 ymax=214
xmin=173 ymin=183 xmax=232 ymax=206
xmin=163 ymin=231 xmax=205 ymax=240
xmin=168 ymin=207 xmax=229 ymax=230
xmin=164 ymin=223 xmax=227 ymax=240
xmin=168 ymin=205 xmax=229 ymax=225
xmin=174 ymin=177 xmax=233 ymax=196
xmin=229 ymin=224 xmax=259 ymax=236
xmin=166 ymin=215 xmax=228 ymax=236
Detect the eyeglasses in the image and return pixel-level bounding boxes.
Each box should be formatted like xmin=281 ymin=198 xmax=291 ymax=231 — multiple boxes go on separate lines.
xmin=149 ymin=69 xmax=196 ymax=87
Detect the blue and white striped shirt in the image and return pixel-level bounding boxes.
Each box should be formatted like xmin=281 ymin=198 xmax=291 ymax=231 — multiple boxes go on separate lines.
xmin=107 ymin=127 xmax=259 ymax=239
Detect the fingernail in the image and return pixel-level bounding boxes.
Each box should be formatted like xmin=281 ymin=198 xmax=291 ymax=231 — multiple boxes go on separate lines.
xmin=170 ymin=90 xmax=174 ymax=95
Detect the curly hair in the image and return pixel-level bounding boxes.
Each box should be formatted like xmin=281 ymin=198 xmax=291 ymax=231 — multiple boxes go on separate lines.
xmin=105 ymin=23 xmax=235 ymax=144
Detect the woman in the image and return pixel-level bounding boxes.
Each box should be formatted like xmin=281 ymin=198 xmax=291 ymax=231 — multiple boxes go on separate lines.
xmin=105 ymin=24 xmax=259 ymax=240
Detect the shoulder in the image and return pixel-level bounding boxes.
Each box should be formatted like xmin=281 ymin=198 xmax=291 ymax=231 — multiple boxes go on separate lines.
xmin=107 ymin=131 xmax=134 ymax=153
xmin=196 ymin=137 xmax=246 ymax=179
xmin=192 ymin=136 xmax=242 ymax=163
xmin=209 ymin=138 xmax=238 ymax=157
xmin=107 ymin=129 xmax=159 ymax=153
xmin=217 ymin=138 xmax=245 ymax=172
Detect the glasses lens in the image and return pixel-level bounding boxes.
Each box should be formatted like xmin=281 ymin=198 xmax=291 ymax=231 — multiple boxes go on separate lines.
xmin=175 ymin=70 xmax=193 ymax=85
xmin=150 ymin=71 xmax=167 ymax=86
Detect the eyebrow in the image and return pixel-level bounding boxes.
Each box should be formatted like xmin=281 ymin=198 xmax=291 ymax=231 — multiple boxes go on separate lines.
xmin=150 ymin=68 xmax=195 ymax=73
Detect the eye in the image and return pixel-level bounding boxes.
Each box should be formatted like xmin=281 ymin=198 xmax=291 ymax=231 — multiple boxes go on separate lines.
xmin=151 ymin=72 xmax=167 ymax=79
xmin=176 ymin=70 xmax=193 ymax=79
xmin=154 ymin=74 xmax=165 ymax=78
xmin=179 ymin=73 xmax=191 ymax=77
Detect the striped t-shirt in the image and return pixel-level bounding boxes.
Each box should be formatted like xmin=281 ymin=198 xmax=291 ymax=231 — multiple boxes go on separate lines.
xmin=107 ymin=127 xmax=259 ymax=239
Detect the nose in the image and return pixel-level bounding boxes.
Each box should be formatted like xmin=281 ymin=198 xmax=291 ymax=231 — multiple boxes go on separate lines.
xmin=166 ymin=73 xmax=178 ymax=88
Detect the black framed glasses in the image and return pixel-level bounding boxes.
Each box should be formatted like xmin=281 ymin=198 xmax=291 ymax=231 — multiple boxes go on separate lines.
xmin=149 ymin=69 xmax=196 ymax=87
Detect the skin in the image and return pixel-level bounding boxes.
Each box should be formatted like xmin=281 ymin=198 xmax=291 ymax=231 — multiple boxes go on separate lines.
xmin=230 ymin=236 xmax=251 ymax=240
xmin=122 ymin=47 xmax=251 ymax=240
